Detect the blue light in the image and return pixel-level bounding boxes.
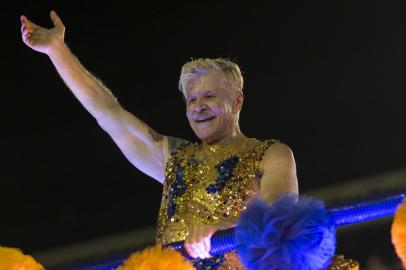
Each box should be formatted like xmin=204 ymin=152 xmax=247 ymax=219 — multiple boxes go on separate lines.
xmin=329 ymin=191 xmax=405 ymax=227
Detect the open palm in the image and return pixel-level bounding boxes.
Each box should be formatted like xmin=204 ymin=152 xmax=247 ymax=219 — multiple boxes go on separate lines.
xmin=21 ymin=10 xmax=65 ymax=55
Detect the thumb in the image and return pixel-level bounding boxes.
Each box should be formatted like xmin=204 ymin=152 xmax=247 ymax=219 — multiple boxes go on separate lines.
xmin=50 ymin=10 xmax=64 ymax=28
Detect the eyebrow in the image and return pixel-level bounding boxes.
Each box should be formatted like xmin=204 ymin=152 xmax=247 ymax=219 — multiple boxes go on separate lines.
xmin=203 ymin=89 xmax=217 ymax=94
xmin=185 ymin=89 xmax=217 ymax=101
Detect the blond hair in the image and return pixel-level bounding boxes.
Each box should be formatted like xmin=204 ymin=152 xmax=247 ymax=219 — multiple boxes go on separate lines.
xmin=178 ymin=58 xmax=244 ymax=96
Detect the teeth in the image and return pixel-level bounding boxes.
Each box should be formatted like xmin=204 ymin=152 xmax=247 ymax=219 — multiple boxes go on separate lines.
xmin=196 ymin=117 xmax=214 ymax=123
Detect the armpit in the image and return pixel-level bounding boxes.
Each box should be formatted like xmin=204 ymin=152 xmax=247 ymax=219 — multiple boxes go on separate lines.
xmin=148 ymin=126 xmax=164 ymax=142
xmin=167 ymin=136 xmax=189 ymax=154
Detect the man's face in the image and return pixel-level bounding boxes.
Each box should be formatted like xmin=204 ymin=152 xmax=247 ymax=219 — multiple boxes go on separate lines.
xmin=185 ymin=72 xmax=240 ymax=144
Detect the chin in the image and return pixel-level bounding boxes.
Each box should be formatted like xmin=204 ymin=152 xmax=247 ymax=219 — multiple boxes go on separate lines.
xmin=196 ymin=132 xmax=212 ymax=142
xmin=194 ymin=129 xmax=216 ymax=143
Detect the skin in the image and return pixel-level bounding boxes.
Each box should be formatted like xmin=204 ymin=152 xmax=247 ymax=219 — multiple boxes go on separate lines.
xmin=20 ymin=11 xmax=298 ymax=260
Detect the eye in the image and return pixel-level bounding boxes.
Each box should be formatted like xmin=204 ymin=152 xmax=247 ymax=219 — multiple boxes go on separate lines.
xmin=187 ymin=97 xmax=196 ymax=104
xmin=205 ymin=94 xmax=216 ymax=98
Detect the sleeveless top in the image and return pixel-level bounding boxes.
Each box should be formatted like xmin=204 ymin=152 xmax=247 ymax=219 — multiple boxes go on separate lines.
xmin=156 ymin=137 xmax=274 ymax=269
xmin=155 ymin=136 xmax=359 ymax=270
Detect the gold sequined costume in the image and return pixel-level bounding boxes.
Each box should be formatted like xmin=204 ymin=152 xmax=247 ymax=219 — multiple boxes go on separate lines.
xmin=156 ymin=136 xmax=272 ymax=269
xmin=155 ymin=136 xmax=359 ymax=270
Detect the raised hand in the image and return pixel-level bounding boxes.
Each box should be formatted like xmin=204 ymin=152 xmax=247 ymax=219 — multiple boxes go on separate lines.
xmin=20 ymin=10 xmax=65 ymax=55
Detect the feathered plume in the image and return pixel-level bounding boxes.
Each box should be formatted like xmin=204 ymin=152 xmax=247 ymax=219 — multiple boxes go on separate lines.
xmin=117 ymin=245 xmax=195 ymax=270
xmin=0 ymin=246 xmax=44 ymax=270
xmin=235 ymin=193 xmax=336 ymax=270
xmin=392 ymin=198 xmax=406 ymax=268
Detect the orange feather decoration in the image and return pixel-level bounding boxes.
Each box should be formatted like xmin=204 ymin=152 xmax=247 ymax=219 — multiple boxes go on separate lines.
xmin=0 ymin=246 xmax=44 ymax=270
xmin=392 ymin=198 xmax=406 ymax=267
xmin=117 ymin=245 xmax=195 ymax=270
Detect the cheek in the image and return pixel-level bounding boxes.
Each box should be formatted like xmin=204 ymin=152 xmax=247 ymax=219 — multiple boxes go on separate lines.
xmin=186 ymin=107 xmax=192 ymax=120
xmin=214 ymin=103 xmax=232 ymax=116
xmin=210 ymin=101 xmax=226 ymax=113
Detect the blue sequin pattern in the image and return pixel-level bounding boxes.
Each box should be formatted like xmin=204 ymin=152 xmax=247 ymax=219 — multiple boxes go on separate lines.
xmin=167 ymin=164 xmax=187 ymax=218
xmin=206 ymin=156 xmax=239 ymax=194
xmin=193 ymin=255 xmax=225 ymax=270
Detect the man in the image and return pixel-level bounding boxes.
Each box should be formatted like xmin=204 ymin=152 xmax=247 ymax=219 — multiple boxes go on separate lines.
xmin=20 ymin=11 xmax=298 ymax=269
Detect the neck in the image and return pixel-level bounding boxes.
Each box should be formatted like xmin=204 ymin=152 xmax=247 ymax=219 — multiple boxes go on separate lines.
xmin=202 ymin=128 xmax=245 ymax=146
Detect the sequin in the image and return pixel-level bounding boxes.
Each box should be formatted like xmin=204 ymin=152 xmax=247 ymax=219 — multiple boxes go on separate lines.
xmin=167 ymin=164 xmax=187 ymax=218
xmin=328 ymin=255 xmax=359 ymax=270
xmin=206 ymin=156 xmax=239 ymax=194
xmin=194 ymin=255 xmax=225 ymax=270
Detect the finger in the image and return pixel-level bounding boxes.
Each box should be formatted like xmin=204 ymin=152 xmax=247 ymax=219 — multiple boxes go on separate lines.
xmin=22 ymin=26 xmax=33 ymax=36
xmin=188 ymin=227 xmax=198 ymax=251
xmin=22 ymin=22 xmax=38 ymax=34
xmin=184 ymin=232 xmax=198 ymax=259
xmin=23 ymin=22 xmax=33 ymax=32
xmin=203 ymin=236 xmax=211 ymax=258
xmin=197 ymin=226 xmax=213 ymax=258
xmin=22 ymin=33 xmax=30 ymax=45
xmin=193 ymin=229 xmax=208 ymax=258
xmin=20 ymin=15 xmax=27 ymax=24
xmin=197 ymin=236 xmax=211 ymax=258
xmin=21 ymin=17 xmax=40 ymax=30
xmin=24 ymin=32 xmax=39 ymax=44
xmin=23 ymin=32 xmax=30 ymax=40
xmin=184 ymin=242 xmax=197 ymax=259
xmin=192 ymin=235 xmax=208 ymax=258
xmin=186 ymin=227 xmax=208 ymax=259
xmin=50 ymin=10 xmax=64 ymax=28
xmin=27 ymin=34 xmax=38 ymax=44
xmin=26 ymin=36 xmax=36 ymax=46
xmin=23 ymin=27 xmax=40 ymax=38
xmin=20 ymin=16 xmax=29 ymax=31
xmin=193 ymin=242 xmax=208 ymax=259
xmin=21 ymin=24 xmax=34 ymax=36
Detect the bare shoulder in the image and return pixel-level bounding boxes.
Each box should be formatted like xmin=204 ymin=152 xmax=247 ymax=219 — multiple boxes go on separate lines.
xmin=260 ymin=141 xmax=296 ymax=172
xmin=259 ymin=140 xmax=298 ymax=201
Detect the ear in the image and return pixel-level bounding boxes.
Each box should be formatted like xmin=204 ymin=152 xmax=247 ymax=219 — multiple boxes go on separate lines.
xmin=232 ymin=91 xmax=244 ymax=113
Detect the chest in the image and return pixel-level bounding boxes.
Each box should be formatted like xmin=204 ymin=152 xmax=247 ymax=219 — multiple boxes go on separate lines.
xmin=163 ymin=143 xmax=269 ymax=221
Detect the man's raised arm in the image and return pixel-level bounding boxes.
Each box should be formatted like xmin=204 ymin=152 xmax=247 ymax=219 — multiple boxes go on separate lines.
xmin=20 ymin=10 xmax=185 ymax=183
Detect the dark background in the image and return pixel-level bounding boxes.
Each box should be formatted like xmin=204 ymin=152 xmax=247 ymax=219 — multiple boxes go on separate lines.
xmin=1 ymin=0 xmax=405 ymax=266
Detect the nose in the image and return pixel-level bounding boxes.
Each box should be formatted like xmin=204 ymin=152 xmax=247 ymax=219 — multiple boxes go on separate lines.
xmin=193 ymin=98 xmax=208 ymax=112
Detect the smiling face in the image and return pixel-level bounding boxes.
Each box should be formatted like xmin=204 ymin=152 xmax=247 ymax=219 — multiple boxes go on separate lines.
xmin=185 ymin=72 xmax=243 ymax=144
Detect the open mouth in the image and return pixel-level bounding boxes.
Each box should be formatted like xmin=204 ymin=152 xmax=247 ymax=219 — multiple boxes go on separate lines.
xmin=195 ymin=116 xmax=216 ymax=123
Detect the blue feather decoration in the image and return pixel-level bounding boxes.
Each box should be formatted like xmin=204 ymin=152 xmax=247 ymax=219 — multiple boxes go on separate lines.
xmin=235 ymin=193 xmax=336 ymax=270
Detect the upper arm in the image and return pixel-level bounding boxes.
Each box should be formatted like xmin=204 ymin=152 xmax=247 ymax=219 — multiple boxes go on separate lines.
xmin=259 ymin=142 xmax=299 ymax=203
xmin=96 ymin=105 xmax=188 ymax=184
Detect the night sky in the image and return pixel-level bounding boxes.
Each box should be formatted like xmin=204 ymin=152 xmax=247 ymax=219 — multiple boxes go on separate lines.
xmin=2 ymin=0 xmax=406 ymax=259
